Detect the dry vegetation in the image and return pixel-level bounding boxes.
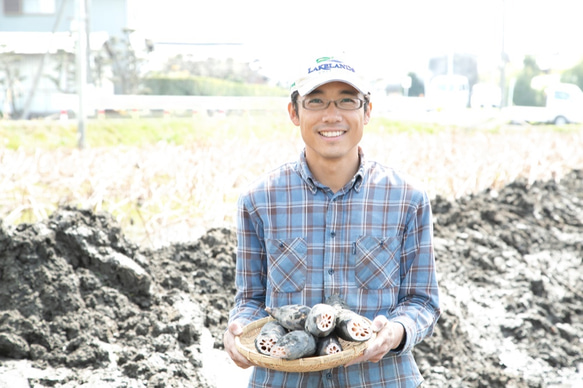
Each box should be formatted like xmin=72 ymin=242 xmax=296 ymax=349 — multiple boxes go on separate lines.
xmin=1 ymin=113 xmax=582 ymax=248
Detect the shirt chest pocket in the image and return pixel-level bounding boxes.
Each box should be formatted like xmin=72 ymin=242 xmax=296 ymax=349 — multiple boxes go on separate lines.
xmin=266 ymin=237 xmax=307 ymax=293
xmin=354 ymin=235 xmax=401 ymax=290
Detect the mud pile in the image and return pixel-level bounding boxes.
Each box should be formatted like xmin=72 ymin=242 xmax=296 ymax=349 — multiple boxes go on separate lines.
xmin=418 ymin=169 xmax=583 ymax=387
xmin=0 ymin=209 xmax=236 ymax=387
xmin=0 ymin=170 xmax=582 ymax=387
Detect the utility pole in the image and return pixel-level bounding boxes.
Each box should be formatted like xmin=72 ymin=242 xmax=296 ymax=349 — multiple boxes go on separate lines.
xmin=499 ymin=0 xmax=507 ymax=108
xmin=76 ymin=0 xmax=88 ymax=149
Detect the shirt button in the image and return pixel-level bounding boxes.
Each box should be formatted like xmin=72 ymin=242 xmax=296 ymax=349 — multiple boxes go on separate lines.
xmin=326 ymin=372 xmax=333 ymax=379
xmin=330 ymin=231 xmax=336 ymax=237
xmin=328 ymin=269 xmax=334 ymax=275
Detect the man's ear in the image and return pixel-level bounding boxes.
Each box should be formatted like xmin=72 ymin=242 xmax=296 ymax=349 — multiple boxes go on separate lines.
xmin=364 ymin=102 xmax=372 ymax=125
xmin=288 ymin=102 xmax=300 ymax=126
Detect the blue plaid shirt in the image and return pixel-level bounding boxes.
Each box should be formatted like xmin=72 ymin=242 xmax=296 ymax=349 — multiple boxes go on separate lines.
xmin=229 ymin=148 xmax=440 ymax=388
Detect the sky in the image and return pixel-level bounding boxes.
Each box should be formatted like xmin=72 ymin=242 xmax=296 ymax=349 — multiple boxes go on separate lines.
xmin=127 ymin=0 xmax=583 ymax=85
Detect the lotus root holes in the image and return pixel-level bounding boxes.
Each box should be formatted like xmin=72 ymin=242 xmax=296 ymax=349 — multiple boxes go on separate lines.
xmin=319 ymin=313 xmax=334 ymax=329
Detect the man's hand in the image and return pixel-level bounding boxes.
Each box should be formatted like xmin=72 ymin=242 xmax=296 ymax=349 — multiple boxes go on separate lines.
xmin=223 ymin=321 xmax=254 ymax=369
xmin=345 ymin=315 xmax=405 ymax=366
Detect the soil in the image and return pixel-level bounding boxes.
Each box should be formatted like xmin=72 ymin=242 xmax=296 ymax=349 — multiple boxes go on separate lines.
xmin=0 ymin=170 xmax=582 ymax=387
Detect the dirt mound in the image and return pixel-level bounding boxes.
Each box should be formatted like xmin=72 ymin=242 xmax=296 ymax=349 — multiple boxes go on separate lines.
xmin=0 ymin=170 xmax=582 ymax=387
xmin=418 ymin=169 xmax=583 ymax=387
xmin=0 ymin=208 xmax=236 ymax=387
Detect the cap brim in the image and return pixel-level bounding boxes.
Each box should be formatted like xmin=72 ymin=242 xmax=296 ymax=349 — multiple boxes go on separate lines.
xmin=293 ymin=72 xmax=369 ymax=97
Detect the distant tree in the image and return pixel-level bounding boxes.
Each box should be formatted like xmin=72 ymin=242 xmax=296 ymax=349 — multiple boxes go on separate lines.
xmin=0 ymin=51 xmax=25 ymax=117
xmin=45 ymin=50 xmax=76 ymax=93
xmin=96 ymin=29 xmax=152 ymax=94
xmin=561 ymin=58 xmax=583 ymax=91
xmin=407 ymin=72 xmax=425 ymax=96
xmin=512 ymin=56 xmax=545 ymax=106
xmin=161 ymin=55 xmax=268 ymax=84
xmin=142 ymin=75 xmax=287 ymax=96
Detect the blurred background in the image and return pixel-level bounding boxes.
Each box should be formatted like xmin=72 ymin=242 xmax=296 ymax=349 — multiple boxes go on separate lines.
xmin=2 ymin=0 xmax=583 ymax=126
xmin=1 ymin=4 xmax=582 ymax=386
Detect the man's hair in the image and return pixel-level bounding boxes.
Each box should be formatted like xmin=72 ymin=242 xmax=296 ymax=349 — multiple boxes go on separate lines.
xmin=291 ymin=90 xmax=370 ymax=116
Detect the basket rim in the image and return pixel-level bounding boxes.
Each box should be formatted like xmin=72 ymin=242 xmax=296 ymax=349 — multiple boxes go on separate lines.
xmin=235 ymin=316 xmax=375 ymax=372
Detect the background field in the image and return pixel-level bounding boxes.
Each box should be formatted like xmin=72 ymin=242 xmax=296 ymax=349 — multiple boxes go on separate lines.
xmin=1 ymin=113 xmax=582 ymax=387
xmin=1 ymin=112 xmax=582 ymax=248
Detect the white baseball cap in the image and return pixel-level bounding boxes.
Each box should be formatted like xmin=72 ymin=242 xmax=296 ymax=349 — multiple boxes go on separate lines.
xmin=290 ymin=56 xmax=370 ymax=97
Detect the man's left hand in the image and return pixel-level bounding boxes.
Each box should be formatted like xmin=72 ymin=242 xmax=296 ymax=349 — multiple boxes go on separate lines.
xmin=344 ymin=315 xmax=405 ymax=366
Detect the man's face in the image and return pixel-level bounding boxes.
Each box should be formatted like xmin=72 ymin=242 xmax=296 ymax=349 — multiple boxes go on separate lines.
xmin=288 ymin=81 xmax=371 ymax=166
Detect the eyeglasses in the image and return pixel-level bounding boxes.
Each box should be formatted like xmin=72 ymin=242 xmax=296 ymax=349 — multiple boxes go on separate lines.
xmin=301 ymin=97 xmax=364 ymax=111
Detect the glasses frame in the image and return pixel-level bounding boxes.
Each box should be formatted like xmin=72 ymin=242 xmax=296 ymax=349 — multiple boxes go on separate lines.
xmin=300 ymin=97 xmax=365 ymax=111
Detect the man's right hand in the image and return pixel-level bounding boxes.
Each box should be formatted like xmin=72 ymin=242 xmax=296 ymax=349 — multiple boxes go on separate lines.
xmin=224 ymin=321 xmax=254 ymax=369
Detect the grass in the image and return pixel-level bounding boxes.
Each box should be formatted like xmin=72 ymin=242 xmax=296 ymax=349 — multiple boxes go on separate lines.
xmin=1 ymin=112 xmax=583 ymax=247
xmin=0 ymin=112 xmax=300 ymax=148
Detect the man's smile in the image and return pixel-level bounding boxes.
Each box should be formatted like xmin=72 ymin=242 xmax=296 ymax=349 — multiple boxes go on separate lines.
xmin=319 ymin=130 xmax=345 ymax=138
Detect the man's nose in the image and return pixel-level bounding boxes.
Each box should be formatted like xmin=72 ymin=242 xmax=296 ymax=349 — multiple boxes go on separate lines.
xmin=322 ymin=102 xmax=342 ymax=121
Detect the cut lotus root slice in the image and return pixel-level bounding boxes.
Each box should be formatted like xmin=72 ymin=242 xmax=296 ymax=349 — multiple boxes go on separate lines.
xmin=270 ymin=345 xmax=289 ymax=358
xmin=316 ymin=333 xmax=344 ymax=356
xmin=348 ymin=318 xmax=373 ymax=340
xmin=327 ymin=344 xmax=342 ymax=354
xmin=317 ymin=311 xmax=335 ymax=331
xmin=254 ymin=321 xmax=287 ymax=355
xmin=306 ymin=303 xmax=337 ymax=337
xmin=255 ymin=335 xmax=279 ymax=355
xmin=322 ymin=341 xmax=342 ymax=355
xmin=335 ymin=311 xmax=373 ymax=342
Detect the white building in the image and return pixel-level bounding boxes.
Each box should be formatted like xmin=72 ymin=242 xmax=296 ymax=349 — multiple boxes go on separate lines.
xmin=0 ymin=0 xmax=130 ymax=118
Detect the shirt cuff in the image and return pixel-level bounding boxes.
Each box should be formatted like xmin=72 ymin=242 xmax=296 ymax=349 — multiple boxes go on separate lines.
xmin=392 ymin=322 xmax=407 ymax=352
xmin=389 ymin=316 xmax=415 ymax=355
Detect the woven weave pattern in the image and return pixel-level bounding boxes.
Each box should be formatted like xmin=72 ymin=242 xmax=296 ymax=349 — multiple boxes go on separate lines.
xmin=235 ymin=317 xmax=375 ymax=372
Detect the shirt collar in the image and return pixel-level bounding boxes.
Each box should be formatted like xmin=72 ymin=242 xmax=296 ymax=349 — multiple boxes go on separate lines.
xmin=296 ymin=148 xmax=366 ymax=194
xmin=297 ymin=150 xmax=318 ymax=194
xmin=353 ymin=148 xmax=365 ymax=192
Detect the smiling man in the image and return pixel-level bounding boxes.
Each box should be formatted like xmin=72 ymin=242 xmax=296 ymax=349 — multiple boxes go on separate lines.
xmin=289 ymin=80 xmax=368 ymax=193
xmin=224 ymin=56 xmax=441 ymax=387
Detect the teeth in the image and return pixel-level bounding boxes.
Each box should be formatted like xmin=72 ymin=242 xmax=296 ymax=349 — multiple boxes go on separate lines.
xmin=320 ymin=131 xmax=344 ymax=138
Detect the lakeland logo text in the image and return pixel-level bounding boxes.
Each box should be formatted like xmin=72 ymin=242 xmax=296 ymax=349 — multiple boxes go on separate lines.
xmin=307 ymin=61 xmax=355 ymax=74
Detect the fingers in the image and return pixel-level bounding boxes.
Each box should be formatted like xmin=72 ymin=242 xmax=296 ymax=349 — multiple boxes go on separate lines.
xmin=224 ymin=322 xmax=253 ymax=369
xmin=371 ymin=315 xmax=389 ymax=332
xmin=228 ymin=321 xmax=244 ymax=336
xmin=346 ymin=317 xmax=402 ymax=366
xmin=345 ymin=316 xmax=387 ymax=366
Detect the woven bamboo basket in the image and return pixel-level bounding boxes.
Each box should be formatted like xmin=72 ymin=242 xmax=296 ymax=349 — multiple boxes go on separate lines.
xmin=235 ymin=317 xmax=375 ymax=372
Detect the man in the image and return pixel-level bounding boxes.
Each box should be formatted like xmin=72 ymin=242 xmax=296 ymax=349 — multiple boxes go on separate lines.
xmin=224 ymin=56 xmax=440 ymax=387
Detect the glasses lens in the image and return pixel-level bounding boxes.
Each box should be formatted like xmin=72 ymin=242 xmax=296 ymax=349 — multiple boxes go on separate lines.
xmin=303 ymin=98 xmax=327 ymax=110
xmin=302 ymin=98 xmax=363 ymax=110
xmin=337 ymin=98 xmax=362 ymax=110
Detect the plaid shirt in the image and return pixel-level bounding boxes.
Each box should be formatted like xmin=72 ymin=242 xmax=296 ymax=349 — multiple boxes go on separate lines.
xmin=229 ymin=148 xmax=440 ymax=388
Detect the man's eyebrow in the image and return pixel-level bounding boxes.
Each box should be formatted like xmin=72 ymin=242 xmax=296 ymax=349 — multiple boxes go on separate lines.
xmin=306 ymin=89 xmax=324 ymax=96
xmin=307 ymin=88 xmax=359 ymax=97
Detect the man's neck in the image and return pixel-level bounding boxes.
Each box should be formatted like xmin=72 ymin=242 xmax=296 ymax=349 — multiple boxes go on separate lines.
xmin=305 ymin=150 xmax=360 ymax=193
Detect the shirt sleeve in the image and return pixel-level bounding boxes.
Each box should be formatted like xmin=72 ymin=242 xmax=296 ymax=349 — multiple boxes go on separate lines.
xmin=228 ymin=193 xmax=269 ymax=326
xmin=389 ymin=189 xmax=441 ymax=354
